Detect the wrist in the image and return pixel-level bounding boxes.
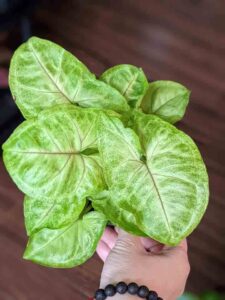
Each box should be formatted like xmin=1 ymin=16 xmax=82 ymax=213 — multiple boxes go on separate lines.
xmin=95 ymin=282 xmax=162 ymax=300
xmin=100 ymin=278 xmax=160 ymax=297
xmin=109 ymin=295 xmax=133 ymax=300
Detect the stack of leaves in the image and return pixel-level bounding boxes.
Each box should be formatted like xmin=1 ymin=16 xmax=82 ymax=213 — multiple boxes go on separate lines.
xmin=2 ymin=37 xmax=209 ymax=268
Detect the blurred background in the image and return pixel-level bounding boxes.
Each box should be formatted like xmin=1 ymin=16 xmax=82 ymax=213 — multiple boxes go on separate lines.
xmin=0 ymin=0 xmax=225 ymax=299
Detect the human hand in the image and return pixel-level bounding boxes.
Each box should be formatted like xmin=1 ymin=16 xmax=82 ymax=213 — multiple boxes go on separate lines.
xmin=97 ymin=227 xmax=190 ymax=300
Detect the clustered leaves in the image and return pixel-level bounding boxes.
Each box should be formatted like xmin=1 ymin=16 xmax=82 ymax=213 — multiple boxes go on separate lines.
xmin=2 ymin=37 xmax=209 ymax=268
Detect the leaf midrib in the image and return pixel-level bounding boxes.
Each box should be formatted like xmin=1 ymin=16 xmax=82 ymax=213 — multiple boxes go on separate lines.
xmin=122 ymin=72 xmax=139 ymax=99
xmin=11 ymin=151 xmax=79 ymax=155
xmin=153 ymin=92 xmax=188 ymax=114
xmin=29 ymin=41 xmax=71 ymax=104
xmin=9 ymin=149 xmax=98 ymax=155
xmin=32 ymin=199 xmax=57 ymax=234
xmin=28 ymin=219 xmax=79 ymax=256
xmin=144 ymin=162 xmax=172 ymax=234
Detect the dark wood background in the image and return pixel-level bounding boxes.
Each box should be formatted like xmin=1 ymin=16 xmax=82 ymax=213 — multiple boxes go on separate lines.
xmin=0 ymin=0 xmax=225 ymax=299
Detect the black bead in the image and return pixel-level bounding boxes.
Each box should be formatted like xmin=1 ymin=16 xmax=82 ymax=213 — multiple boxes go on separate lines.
xmin=95 ymin=289 xmax=106 ymax=300
xmin=128 ymin=282 xmax=139 ymax=295
xmin=105 ymin=284 xmax=116 ymax=296
xmin=138 ymin=285 xmax=149 ymax=298
xmin=116 ymin=282 xmax=128 ymax=294
xmin=147 ymin=291 xmax=158 ymax=300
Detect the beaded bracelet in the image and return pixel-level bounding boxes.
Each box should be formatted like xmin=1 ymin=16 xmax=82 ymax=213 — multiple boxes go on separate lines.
xmin=94 ymin=282 xmax=163 ymax=300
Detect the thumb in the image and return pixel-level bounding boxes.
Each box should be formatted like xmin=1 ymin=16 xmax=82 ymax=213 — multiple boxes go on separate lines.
xmin=163 ymin=239 xmax=188 ymax=254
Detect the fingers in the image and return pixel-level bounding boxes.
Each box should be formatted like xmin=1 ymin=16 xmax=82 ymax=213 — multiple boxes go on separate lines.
xmin=117 ymin=229 xmax=145 ymax=253
xmin=96 ymin=227 xmax=118 ymax=261
xmin=179 ymin=239 xmax=188 ymax=252
xmin=141 ymin=238 xmax=188 ymax=255
xmin=118 ymin=230 xmax=164 ymax=254
xmin=163 ymin=239 xmax=188 ymax=256
xmin=172 ymin=239 xmax=188 ymax=257
xmin=141 ymin=237 xmax=156 ymax=249
xmin=115 ymin=228 xmax=162 ymax=253
xmin=97 ymin=227 xmax=188 ymax=263
xmin=165 ymin=239 xmax=190 ymax=277
xmin=101 ymin=227 xmax=118 ymax=249
xmin=114 ymin=227 xmax=119 ymax=234
xmin=96 ymin=240 xmax=110 ymax=262
xmin=141 ymin=237 xmax=163 ymax=253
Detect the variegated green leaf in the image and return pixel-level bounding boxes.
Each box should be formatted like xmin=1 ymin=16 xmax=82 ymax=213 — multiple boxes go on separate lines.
xmin=3 ymin=105 xmax=105 ymax=200
xmin=95 ymin=111 xmax=208 ymax=245
xmin=9 ymin=37 xmax=129 ymax=118
xmin=141 ymin=81 xmax=190 ymax=123
xmin=24 ymin=195 xmax=86 ymax=236
xmin=92 ymin=191 xmax=147 ymax=236
xmin=23 ymin=211 xmax=106 ymax=268
xmin=100 ymin=64 xmax=148 ymax=107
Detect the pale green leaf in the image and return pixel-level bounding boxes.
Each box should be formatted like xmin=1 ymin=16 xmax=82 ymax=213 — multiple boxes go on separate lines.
xmin=3 ymin=105 xmax=106 ymax=200
xmin=23 ymin=211 xmax=106 ymax=268
xmin=9 ymin=36 xmax=129 ymax=118
xmin=92 ymin=191 xmax=147 ymax=236
xmin=100 ymin=64 xmax=148 ymax=107
xmin=70 ymin=78 xmax=129 ymax=113
xmin=96 ymin=111 xmax=208 ymax=245
xmin=24 ymin=195 xmax=86 ymax=236
xmin=141 ymin=81 xmax=190 ymax=123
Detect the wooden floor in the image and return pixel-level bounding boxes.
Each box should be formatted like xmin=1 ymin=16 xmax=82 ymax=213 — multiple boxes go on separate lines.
xmin=1 ymin=0 xmax=225 ymax=299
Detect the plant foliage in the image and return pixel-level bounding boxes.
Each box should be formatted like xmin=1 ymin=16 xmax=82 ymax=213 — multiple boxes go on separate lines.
xmin=2 ymin=37 xmax=209 ymax=268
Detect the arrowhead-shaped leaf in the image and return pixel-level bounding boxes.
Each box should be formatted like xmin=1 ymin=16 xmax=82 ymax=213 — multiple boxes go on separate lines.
xmin=100 ymin=64 xmax=148 ymax=108
xmin=3 ymin=105 xmax=105 ymax=200
xmin=95 ymin=111 xmax=208 ymax=245
xmin=9 ymin=37 xmax=129 ymax=118
xmin=23 ymin=211 xmax=106 ymax=268
xmin=141 ymin=80 xmax=190 ymax=124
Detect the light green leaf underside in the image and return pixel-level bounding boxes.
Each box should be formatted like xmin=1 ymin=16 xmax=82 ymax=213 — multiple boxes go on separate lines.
xmin=9 ymin=36 xmax=129 ymax=118
xmin=3 ymin=105 xmax=105 ymax=200
xmin=24 ymin=195 xmax=86 ymax=236
xmin=97 ymin=112 xmax=208 ymax=245
xmin=141 ymin=81 xmax=190 ymax=124
xmin=100 ymin=64 xmax=148 ymax=108
xmin=23 ymin=211 xmax=106 ymax=268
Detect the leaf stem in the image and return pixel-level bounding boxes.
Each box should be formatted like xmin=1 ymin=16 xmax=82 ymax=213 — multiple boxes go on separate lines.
xmin=79 ymin=201 xmax=93 ymax=219
xmin=83 ymin=203 xmax=92 ymax=214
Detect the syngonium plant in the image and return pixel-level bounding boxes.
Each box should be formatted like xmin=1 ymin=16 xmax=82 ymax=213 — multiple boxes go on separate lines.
xmin=2 ymin=37 xmax=209 ymax=268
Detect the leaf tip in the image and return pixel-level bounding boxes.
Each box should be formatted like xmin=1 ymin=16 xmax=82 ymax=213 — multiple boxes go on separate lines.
xmin=23 ymin=247 xmax=31 ymax=261
xmin=27 ymin=35 xmax=42 ymax=44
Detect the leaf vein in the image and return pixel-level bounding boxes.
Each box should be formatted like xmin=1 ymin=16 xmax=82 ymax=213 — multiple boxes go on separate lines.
xmin=29 ymin=42 xmax=71 ymax=104
xmin=121 ymin=72 xmax=139 ymax=98
xmin=145 ymin=163 xmax=172 ymax=234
